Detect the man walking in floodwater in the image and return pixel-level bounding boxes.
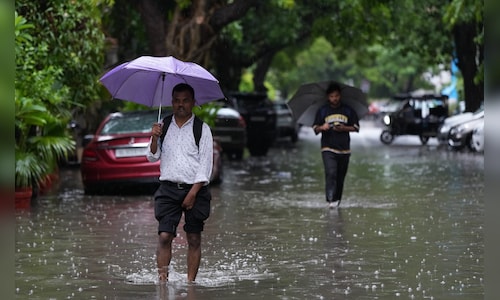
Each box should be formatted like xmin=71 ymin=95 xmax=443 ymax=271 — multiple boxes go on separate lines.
xmin=147 ymin=83 xmax=213 ymax=283
xmin=312 ymin=82 xmax=359 ymax=208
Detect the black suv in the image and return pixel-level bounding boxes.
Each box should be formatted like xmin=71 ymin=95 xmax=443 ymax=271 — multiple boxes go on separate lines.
xmin=227 ymin=92 xmax=277 ymax=156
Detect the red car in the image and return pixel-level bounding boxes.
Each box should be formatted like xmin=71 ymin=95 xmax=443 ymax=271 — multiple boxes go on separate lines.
xmin=81 ymin=109 xmax=222 ymax=195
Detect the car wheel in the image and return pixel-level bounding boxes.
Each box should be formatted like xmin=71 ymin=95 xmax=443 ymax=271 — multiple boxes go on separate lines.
xmin=247 ymin=135 xmax=270 ymax=156
xmin=448 ymin=140 xmax=465 ymax=151
xmin=248 ymin=143 xmax=269 ymax=156
xmin=466 ymin=134 xmax=475 ymax=152
xmin=291 ymin=130 xmax=298 ymax=143
xmin=380 ymin=130 xmax=394 ymax=145
xmin=83 ymin=184 xmax=101 ymax=195
xmin=419 ymin=135 xmax=429 ymax=145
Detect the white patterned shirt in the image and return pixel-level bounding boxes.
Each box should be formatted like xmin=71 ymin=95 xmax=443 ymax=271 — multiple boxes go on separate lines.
xmin=147 ymin=114 xmax=213 ymax=184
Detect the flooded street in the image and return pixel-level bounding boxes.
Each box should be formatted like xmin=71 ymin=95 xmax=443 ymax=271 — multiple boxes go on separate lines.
xmin=15 ymin=120 xmax=484 ymax=299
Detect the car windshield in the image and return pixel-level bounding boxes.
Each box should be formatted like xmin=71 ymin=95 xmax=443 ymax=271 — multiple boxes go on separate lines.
xmin=100 ymin=112 xmax=160 ymax=134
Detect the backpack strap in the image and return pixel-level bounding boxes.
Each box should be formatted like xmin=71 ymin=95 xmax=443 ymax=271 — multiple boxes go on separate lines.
xmin=159 ymin=114 xmax=203 ymax=150
xmin=192 ymin=116 xmax=203 ymax=148
xmin=159 ymin=114 xmax=173 ymax=151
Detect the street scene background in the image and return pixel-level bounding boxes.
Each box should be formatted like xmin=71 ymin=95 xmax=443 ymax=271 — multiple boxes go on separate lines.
xmin=15 ymin=120 xmax=484 ymax=299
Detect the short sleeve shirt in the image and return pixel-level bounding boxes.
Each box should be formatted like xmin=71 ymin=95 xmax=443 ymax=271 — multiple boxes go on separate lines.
xmin=313 ymin=104 xmax=359 ymax=154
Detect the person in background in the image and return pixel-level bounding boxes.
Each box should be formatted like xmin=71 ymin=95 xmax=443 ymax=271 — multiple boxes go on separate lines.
xmin=147 ymin=83 xmax=213 ymax=283
xmin=312 ymin=82 xmax=359 ymax=208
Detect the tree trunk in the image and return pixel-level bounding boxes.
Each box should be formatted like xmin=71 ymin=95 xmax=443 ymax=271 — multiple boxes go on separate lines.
xmin=136 ymin=0 xmax=167 ymax=56
xmin=136 ymin=0 xmax=258 ymax=68
xmin=253 ymin=51 xmax=276 ymax=93
xmin=453 ymin=22 xmax=483 ymax=112
xmin=213 ymin=42 xmax=242 ymax=92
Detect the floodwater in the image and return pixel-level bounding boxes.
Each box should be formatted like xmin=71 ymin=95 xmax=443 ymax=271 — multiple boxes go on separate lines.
xmin=15 ymin=120 xmax=484 ymax=299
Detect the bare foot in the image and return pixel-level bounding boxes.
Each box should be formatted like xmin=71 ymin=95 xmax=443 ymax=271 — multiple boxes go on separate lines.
xmin=158 ymin=272 xmax=168 ymax=283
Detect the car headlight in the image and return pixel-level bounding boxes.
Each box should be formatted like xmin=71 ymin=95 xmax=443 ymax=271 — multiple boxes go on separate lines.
xmin=383 ymin=115 xmax=391 ymax=126
xmin=440 ymin=124 xmax=449 ymax=133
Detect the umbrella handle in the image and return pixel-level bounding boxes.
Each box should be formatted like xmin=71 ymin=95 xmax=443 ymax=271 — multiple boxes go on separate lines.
xmin=157 ymin=106 xmax=162 ymax=123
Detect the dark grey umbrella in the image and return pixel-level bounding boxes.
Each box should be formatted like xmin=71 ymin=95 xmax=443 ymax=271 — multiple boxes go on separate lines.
xmin=288 ymin=81 xmax=368 ymax=126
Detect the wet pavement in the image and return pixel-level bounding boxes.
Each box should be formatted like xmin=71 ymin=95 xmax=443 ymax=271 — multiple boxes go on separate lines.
xmin=15 ymin=120 xmax=484 ymax=299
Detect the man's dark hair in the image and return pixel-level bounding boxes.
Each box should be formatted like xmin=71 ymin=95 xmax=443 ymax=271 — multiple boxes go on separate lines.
xmin=326 ymin=82 xmax=341 ymax=95
xmin=172 ymin=83 xmax=195 ymax=99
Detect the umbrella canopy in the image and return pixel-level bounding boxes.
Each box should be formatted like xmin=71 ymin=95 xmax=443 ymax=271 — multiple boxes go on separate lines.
xmin=100 ymin=56 xmax=225 ymax=108
xmin=288 ymin=81 xmax=368 ymax=126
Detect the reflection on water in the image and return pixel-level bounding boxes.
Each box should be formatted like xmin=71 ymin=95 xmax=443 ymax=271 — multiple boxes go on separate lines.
xmin=16 ymin=122 xmax=484 ymax=299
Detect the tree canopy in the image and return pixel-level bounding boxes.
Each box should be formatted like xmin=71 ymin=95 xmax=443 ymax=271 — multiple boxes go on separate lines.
xmin=103 ymin=0 xmax=482 ymax=111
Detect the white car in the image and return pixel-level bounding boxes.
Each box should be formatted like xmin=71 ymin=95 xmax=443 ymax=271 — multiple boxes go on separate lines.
xmin=471 ymin=119 xmax=484 ymax=152
xmin=437 ymin=107 xmax=483 ymax=144
xmin=448 ymin=117 xmax=484 ymax=151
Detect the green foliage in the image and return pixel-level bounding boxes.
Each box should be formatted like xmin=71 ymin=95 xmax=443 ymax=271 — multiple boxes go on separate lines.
xmin=15 ymin=11 xmax=77 ymax=188
xmin=268 ymin=34 xmax=439 ymax=100
xmin=265 ymin=0 xmax=482 ymax=102
xmin=239 ymin=71 xmax=254 ymax=92
xmin=0 ymin=2 xmax=14 ymax=189
xmin=15 ymin=0 xmax=106 ymax=108
xmin=193 ymin=103 xmax=219 ymax=128
xmin=15 ymin=96 xmax=75 ymax=188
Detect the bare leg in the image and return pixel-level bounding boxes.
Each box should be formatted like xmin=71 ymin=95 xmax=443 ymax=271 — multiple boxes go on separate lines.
xmin=157 ymin=231 xmax=174 ymax=282
xmin=186 ymin=232 xmax=201 ymax=282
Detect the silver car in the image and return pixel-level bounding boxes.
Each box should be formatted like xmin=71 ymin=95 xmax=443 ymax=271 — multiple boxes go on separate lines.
xmin=471 ymin=118 xmax=484 ymax=152
xmin=275 ymin=101 xmax=299 ymax=143
xmin=437 ymin=107 xmax=483 ymax=144
xmin=448 ymin=116 xmax=484 ymax=150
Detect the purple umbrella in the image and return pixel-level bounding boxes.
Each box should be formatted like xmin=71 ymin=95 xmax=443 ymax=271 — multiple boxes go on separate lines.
xmin=100 ymin=56 xmax=225 ymax=121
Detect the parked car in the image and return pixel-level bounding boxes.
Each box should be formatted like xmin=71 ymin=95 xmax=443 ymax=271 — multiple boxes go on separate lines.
xmin=471 ymin=118 xmax=484 ymax=152
xmin=448 ymin=116 xmax=484 ymax=151
xmin=227 ymin=92 xmax=277 ymax=156
xmin=274 ymin=100 xmax=298 ymax=143
xmin=80 ymin=109 xmax=222 ymax=195
xmin=437 ymin=106 xmax=484 ymax=145
xmin=212 ymin=103 xmax=247 ymax=160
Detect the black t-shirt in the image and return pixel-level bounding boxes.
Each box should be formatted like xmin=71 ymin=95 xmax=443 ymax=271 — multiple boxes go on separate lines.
xmin=313 ymin=104 xmax=359 ymax=153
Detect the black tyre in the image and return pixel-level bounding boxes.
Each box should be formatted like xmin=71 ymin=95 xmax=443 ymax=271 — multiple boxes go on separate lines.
xmin=380 ymin=130 xmax=394 ymax=145
xmin=248 ymin=143 xmax=269 ymax=156
xmin=83 ymin=185 xmax=100 ymax=195
xmin=466 ymin=134 xmax=475 ymax=151
xmin=291 ymin=130 xmax=298 ymax=143
xmin=247 ymin=134 xmax=270 ymax=156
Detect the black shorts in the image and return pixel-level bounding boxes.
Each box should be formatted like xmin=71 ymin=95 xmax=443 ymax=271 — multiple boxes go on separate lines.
xmin=154 ymin=182 xmax=211 ymax=236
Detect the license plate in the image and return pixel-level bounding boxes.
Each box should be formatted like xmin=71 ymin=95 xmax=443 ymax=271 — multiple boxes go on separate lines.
xmin=115 ymin=147 xmax=147 ymax=158
xmin=250 ymin=116 xmax=265 ymax=122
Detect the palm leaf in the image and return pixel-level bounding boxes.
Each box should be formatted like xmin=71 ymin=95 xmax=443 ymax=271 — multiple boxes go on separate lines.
xmin=15 ymin=151 xmax=49 ymax=188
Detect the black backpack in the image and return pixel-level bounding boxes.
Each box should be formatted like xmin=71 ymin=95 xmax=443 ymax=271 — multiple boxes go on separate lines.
xmin=159 ymin=114 xmax=203 ymax=151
